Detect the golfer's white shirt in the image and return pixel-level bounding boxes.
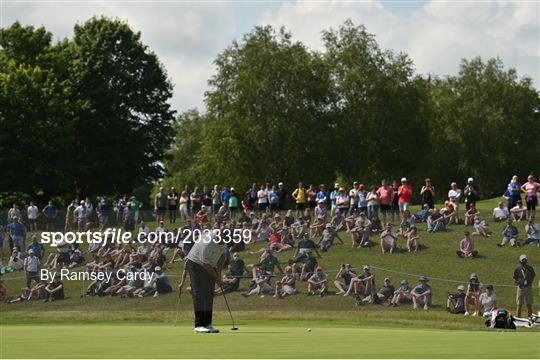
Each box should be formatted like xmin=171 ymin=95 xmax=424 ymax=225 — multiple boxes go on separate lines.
xmin=186 ymin=235 xmax=225 ymax=268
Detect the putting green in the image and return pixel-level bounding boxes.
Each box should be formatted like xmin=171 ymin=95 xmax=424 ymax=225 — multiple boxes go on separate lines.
xmin=1 ymin=322 xmax=539 ymax=358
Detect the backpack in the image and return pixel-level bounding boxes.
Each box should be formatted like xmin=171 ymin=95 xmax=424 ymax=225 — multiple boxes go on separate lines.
xmin=485 ymin=309 xmax=516 ymax=329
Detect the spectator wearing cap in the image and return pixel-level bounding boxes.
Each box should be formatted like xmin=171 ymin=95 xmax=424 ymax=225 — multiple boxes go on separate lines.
xmin=376 ymin=278 xmax=395 ymax=302
xmin=411 ymin=275 xmax=432 ymax=310
xmin=456 ymin=231 xmax=478 ymax=259
xmin=349 ymin=182 xmax=359 ymax=215
xmin=446 ymin=285 xmax=466 ymax=314
xmin=448 ymin=182 xmax=462 ymax=224
xmin=389 ymin=279 xmax=412 ymax=307
xmin=479 ymin=285 xmax=497 ymax=317
xmin=277 ymin=182 xmax=288 ymax=210
xmin=336 ymin=187 xmax=350 ymax=215
xmin=510 ymin=199 xmax=527 ymax=221
xmin=334 ymin=264 xmax=357 ymax=295
xmin=492 ymin=202 xmax=509 ymax=222
xmin=274 ymin=266 xmax=297 ymax=298
xmin=397 ymin=178 xmax=413 ymax=213
xmin=498 ymin=218 xmax=519 ymax=247
xmin=343 ymin=265 xmax=374 ymax=298
xmin=514 ymin=254 xmax=535 ymax=317
xmin=464 ymin=273 xmax=482 ymax=316
xmin=23 ymin=249 xmax=40 ymax=287
xmin=329 ymin=184 xmax=340 ymax=215
xmin=464 ymin=177 xmax=479 ymax=211
xmin=27 ymin=235 xmax=44 ymax=260
xmin=380 ymin=223 xmax=397 ymax=254
xmin=308 ymin=266 xmax=328 ymax=296
xmin=377 ymin=179 xmax=393 ymax=225
xmin=420 ymin=178 xmax=436 ymax=209
xmin=292 ymin=182 xmax=307 ymax=218
xmin=357 ymin=184 xmax=368 ymax=215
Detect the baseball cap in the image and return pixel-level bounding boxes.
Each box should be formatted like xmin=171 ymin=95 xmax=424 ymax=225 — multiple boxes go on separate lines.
xmin=155 ymin=266 xmax=162 ymax=271
xmin=358 ymin=184 xmax=364 ymax=189
xmin=401 ymin=177 xmax=407 ymax=182
xmin=362 ymin=265 xmax=370 ymax=270
xmin=419 ymin=275 xmax=429 ymax=281
xmin=278 ymin=182 xmax=284 ymax=186
xmin=469 ymin=273 xmax=478 ymax=279
xmin=326 ymin=223 xmax=332 ymax=228
xmin=468 ymin=177 xmax=474 ymax=182
xmin=457 ymin=285 xmax=465 ymax=291
xmin=519 ymin=254 xmax=527 ymax=262
xmin=334 ymin=183 xmax=339 ymax=188
xmin=28 ymin=249 xmax=34 ymax=254
xmin=400 ymin=280 xmax=408 ymax=285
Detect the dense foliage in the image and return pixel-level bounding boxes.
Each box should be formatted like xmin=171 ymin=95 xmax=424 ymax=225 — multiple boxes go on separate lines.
xmin=0 ymin=18 xmax=175 ymax=203
xmin=165 ymin=21 xmax=539 ymax=197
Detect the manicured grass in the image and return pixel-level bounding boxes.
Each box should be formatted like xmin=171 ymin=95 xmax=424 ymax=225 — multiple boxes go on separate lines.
xmin=1 ymin=321 xmax=539 ymax=359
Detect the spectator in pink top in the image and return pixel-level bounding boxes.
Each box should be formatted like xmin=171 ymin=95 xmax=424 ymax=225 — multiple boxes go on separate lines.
xmin=377 ymin=179 xmax=394 ymax=225
xmin=456 ymin=231 xmax=478 ymax=258
xmin=397 ymin=178 xmax=413 ymax=213
xmin=521 ymin=174 xmax=540 ymax=220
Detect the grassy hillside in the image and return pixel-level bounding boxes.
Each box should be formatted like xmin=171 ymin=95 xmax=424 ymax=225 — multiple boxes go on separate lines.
xmin=1 ymin=197 xmax=538 ymax=331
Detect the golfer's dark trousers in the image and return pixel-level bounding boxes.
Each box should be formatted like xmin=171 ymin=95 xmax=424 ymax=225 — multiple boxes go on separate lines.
xmin=186 ymin=259 xmax=215 ymax=327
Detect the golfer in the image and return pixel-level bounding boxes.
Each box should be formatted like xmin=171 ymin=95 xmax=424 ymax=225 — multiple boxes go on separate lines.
xmin=513 ymin=254 xmax=535 ymax=318
xmin=182 ymin=229 xmax=226 ymax=333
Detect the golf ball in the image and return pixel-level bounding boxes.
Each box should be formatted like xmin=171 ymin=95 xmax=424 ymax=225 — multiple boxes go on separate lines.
xmin=307 ymin=328 xmax=311 ymax=332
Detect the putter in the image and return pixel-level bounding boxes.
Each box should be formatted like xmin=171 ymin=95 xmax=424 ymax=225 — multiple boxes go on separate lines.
xmin=172 ymin=289 xmax=182 ymax=326
xmin=219 ymin=284 xmax=238 ymax=330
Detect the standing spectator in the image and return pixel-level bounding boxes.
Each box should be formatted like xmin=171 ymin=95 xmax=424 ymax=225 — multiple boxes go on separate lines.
xmin=27 ymin=235 xmax=45 ymax=259
xmin=292 ymin=183 xmax=307 ymax=217
xmin=154 ymin=187 xmax=168 ymax=223
xmin=306 ymin=184 xmax=317 ymax=209
xmin=377 ymin=179 xmax=393 ymax=225
xmin=366 ymin=186 xmax=380 ymax=219
xmin=42 ymin=200 xmax=57 ymax=231
xmin=464 ymin=177 xmax=479 ymax=211
xmin=211 ymin=185 xmax=221 ymax=214
xmin=277 ymin=182 xmax=288 ymax=210
xmin=73 ymin=201 xmax=88 ymax=232
xmin=357 ymin=184 xmax=368 ymax=215
xmin=521 ymin=174 xmax=540 ymax=220
xmin=190 ymin=187 xmax=202 ymax=215
xmin=128 ymin=196 xmax=142 ymax=223
xmin=7 ymin=217 xmax=26 ymax=252
xmin=448 ymin=182 xmax=462 ymax=224
xmin=96 ymin=198 xmax=109 ymax=231
xmin=228 ymin=188 xmax=239 ymax=219
xmin=492 ymin=202 xmax=509 ymax=222
xmin=65 ymin=199 xmax=77 ymax=232
xmin=179 ymin=191 xmax=189 ymax=221
xmin=167 ymin=187 xmax=179 ymax=224
xmin=329 ymin=184 xmax=340 ymax=215
xmin=397 ymin=178 xmax=413 ymax=213
xmin=7 ymin=203 xmax=22 ymax=224
xmin=456 ymin=231 xmax=478 ymax=258
xmin=503 ymin=175 xmax=522 ymax=210
xmin=257 ymin=185 xmax=269 ymax=213
xmin=336 ymin=187 xmax=350 ymax=215
xmin=349 ymin=182 xmax=359 ymax=215
xmin=268 ymin=186 xmax=280 ymax=212
xmin=420 ymin=178 xmax=436 ymax=209
xmin=116 ymin=195 xmax=127 ymax=225
xmin=23 ymin=249 xmax=40 ymax=288
xmin=411 ymin=275 xmax=432 ymax=310
xmin=246 ymin=183 xmax=258 ymax=210
xmin=513 ymin=254 xmax=535 ymax=317
xmin=27 ymin=201 xmax=39 ymax=232
xmin=316 ymin=184 xmax=328 ymax=204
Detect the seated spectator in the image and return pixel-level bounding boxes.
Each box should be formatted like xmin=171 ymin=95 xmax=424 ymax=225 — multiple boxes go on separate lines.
xmin=406 ymin=226 xmax=421 ymax=252
xmin=218 ymin=265 xmax=240 ymax=295
xmin=472 ymin=215 xmax=491 ymax=237
xmin=69 ymin=249 xmax=85 ymax=268
xmin=334 ymin=263 xmax=357 ymax=295
xmin=307 ymin=266 xmax=328 ymax=296
xmin=229 ymin=252 xmax=246 ymax=277
xmin=370 ymin=216 xmax=382 ymax=233
xmin=343 ymin=265 xmax=374 ymax=298
xmin=492 ymin=202 xmax=509 ymax=222
xmin=411 ymin=275 xmax=432 ymax=310
xmin=414 ymin=204 xmax=431 ymax=222
xmin=444 ymin=200 xmax=458 ymax=224
xmin=523 ymin=218 xmax=539 ymax=246
xmin=273 ymin=266 xmax=297 ymax=298
xmin=510 ymin=200 xmax=527 ymax=221
xmin=350 ymin=213 xmax=371 ymax=247
xmin=298 ymin=251 xmax=318 ymax=281
xmin=389 ymin=279 xmax=412 ymax=307
xmin=44 ymin=276 xmax=64 ymax=302
xmin=446 ymin=285 xmax=466 ymax=314
xmin=242 ymin=265 xmax=274 ymax=297
xmin=115 ymin=268 xmax=144 ymax=297
xmin=7 ymin=287 xmax=31 ymax=304
xmin=133 ymin=270 xmax=158 ymax=298
xmin=498 ymin=218 xmax=519 ymax=247
xmin=319 ymin=223 xmax=343 ymax=252
xmin=8 ymin=249 xmax=24 ymax=271
xmin=398 ymin=210 xmax=414 ymax=236
xmin=465 ymin=204 xmax=479 ymax=226
xmin=256 ymin=250 xmax=283 ymax=276
xmin=376 ymin=277 xmax=395 ymax=302
xmin=380 ymin=223 xmax=397 ymax=254
xmin=427 ymin=209 xmax=448 ymax=233
xmin=456 ymin=231 xmax=478 ymax=258
xmin=290 ymin=236 xmax=320 ymax=264
xmin=464 ymin=273 xmax=482 ymax=316
xmin=154 ymin=266 xmax=172 ymax=295
xmin=478 ymin=285 xmax=497 ymax=317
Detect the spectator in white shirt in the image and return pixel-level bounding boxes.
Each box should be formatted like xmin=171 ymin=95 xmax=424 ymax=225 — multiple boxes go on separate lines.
xmin=448 ymin=182 xmax=462 ymax=224
xmin=24 ymin=249 xmax=41 ymax=287
xmin=510 ymin=200 xmax=527 ymax=221
xmin=27 ymin=202 xmax=39 ymax=232
xmin=492 ymin=202 xmax=509 ymax=222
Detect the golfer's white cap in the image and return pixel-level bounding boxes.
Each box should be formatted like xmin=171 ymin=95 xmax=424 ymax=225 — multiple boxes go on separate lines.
xmin=519 ymin=254 xmax=527 ymax=262
xmin=401 ymin=177 xmax=407 ymax=182
xmin=278 ymin=182 xmax=284 ymax=186
xmin=468 ymin=177 xmax=474 ymax=182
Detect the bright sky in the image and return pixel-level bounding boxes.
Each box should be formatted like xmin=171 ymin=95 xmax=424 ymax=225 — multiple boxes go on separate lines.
xmin=2 ymin=0 xmax=538 ymax=113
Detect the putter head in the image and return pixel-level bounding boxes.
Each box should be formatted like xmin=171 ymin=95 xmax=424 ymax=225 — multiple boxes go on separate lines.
xmin=231 ymin=327 xmax=238 ymax=331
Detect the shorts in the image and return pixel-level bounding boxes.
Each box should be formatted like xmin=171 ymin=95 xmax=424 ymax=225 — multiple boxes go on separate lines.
xmin=308 ymin=201 xmax=316 ymax=209
xmin=296 ymin=203 xmax=306 ymax=211
xmin=168 ymin=205 xmax=177 ymax=211
xmin=29 ymin=218 xmax=37 ymax=225
xmin=380 ymin=204 xmax=391 ymax=212
xmin=156 ymin=207 xmax=166 ymax=215
xmin=526 ymin=195 xmax=537 ymax=211
xmin=399 ymin=202 xmax=410 ymax=212
xmin=46 ymin=217 xmax=55 ymax=224
xmin=12 ymin=235 xmax=25 ymax=248
xmin=516 ymin=286 xmax=534 ymax=306
xmin=270 ymin=203 xmax=279 ymax=211
xmin=282 ymin=285 xmax=297 ymax=295
xmin=258 ymin=203 xmax=268 ymax=211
